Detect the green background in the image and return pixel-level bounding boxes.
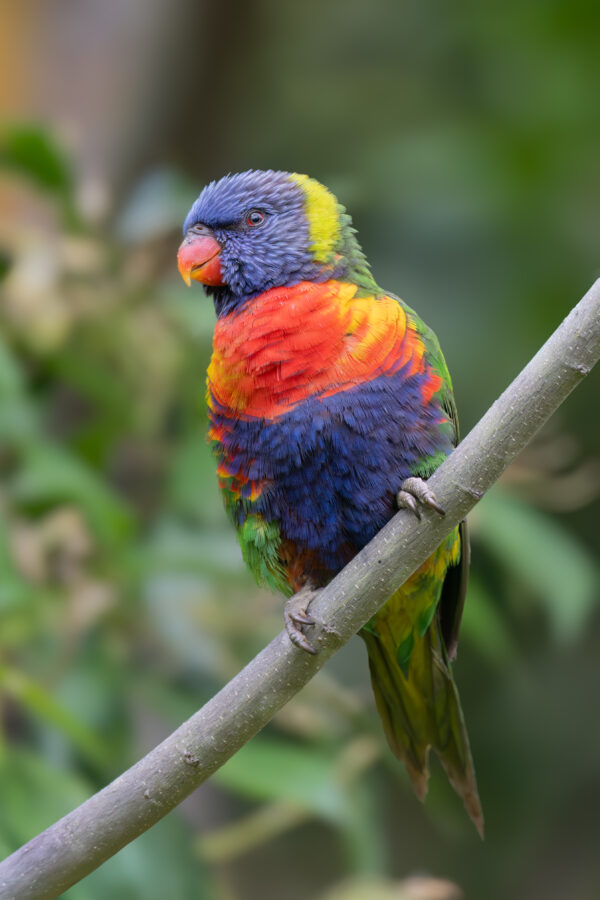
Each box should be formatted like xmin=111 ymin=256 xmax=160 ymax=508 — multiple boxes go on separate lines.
xmin=0 ymin=2 xmax=599 ymax=898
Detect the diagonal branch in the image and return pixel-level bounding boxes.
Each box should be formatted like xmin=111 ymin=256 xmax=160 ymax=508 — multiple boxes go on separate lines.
xmin=1 ymin=280 xmax=599 ymax=900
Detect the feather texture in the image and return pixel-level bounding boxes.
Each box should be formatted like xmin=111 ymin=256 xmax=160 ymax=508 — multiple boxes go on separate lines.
xmin=180 ymin=170 xmax=482 ymax=832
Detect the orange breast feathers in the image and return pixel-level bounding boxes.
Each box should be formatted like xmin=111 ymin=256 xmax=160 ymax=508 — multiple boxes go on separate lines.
xmin=207 ymin=280 xmax=435 ymax=420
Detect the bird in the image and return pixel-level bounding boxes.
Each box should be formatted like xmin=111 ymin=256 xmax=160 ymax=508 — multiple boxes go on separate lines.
xmin=177 ymin=170 xmax=482 ymax=834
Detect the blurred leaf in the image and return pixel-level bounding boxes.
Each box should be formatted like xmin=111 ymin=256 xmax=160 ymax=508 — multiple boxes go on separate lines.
xmin=460 ymin=573 xmax=517 ymax=665
xmin=0 ymin=396 xmax=39 ymax=446
xmin=0 ymin=124 xmax=71 ymax=193
xmin=0 ymin=334 xmax=23 ymax=399
xmin=72 ymin=809 xmax=215 ymax=900
xmin=159 ymin=282 xmax=217 ymax=342
xmin=0 ymin=250 xmax=11 ymax=282
xmin=163 ymin=431 xmax=224 ymax=523
xmin=138 ymin=519 xmax=243 ymax=579
xmin=0 ymin=336 xmax=39 ymax=443
xmin=0 ymin=663 xmax=107 ymax=770
xmin=198 ymin=799 xmax=311 ymax=863
xmin=0 ymin=518 xmax=31 ymax=613
xmin=210 ymin=735 xmax=385 ymax=874
xmin=0 ymin=336 xmax=38 ymax=444
xmin=0 ymin=749 xmax=214 ymax=900
xmin=12 ymin=443 xmax=134 ymax=548
xmin=143 ymin=572 xmax=235 ymax=679
xmin=476 ymin=491 xmax=600 ymax=642
xmin=0 ymin=748 xmax=90 ymax=851
xmin=0 ymin=124 xmax=78 ymax=227
xmin=214 ymin=736 xmax=351 ymax=823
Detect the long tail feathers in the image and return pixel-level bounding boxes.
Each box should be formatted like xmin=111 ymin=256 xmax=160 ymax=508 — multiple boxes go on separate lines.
xmin=362 ymin=617 xmax=484 ymax=837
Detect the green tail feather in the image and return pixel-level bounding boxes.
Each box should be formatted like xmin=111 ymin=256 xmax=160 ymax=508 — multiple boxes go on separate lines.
xmin=362 ymin=616 xmax=484 ymax=836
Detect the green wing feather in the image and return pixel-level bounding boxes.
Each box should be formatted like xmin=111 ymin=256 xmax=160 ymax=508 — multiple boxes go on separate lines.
xmin=362 ymin=293 xmax=482 ymax=832
xmin=362 ymin=526 xmax=482 ymax=835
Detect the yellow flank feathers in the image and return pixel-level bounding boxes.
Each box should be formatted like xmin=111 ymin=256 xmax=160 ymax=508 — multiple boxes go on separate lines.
xmin=290 ymin=173 xmax=341 ymax=262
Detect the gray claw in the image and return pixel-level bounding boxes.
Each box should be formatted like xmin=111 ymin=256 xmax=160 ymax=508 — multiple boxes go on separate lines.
xmin=397 ymin=490 xmax=421 ymax=518
xmin=287 ymin=628 xmax=318 ymax=655
xmin=289 ymin=612 xmax=315 ymax=626
xmin=397 ymin=476 xmax=446 ymax=518
xmin=284 ymin=586 xmax=321 ymax=655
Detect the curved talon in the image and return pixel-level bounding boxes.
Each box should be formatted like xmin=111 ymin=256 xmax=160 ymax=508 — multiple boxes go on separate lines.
xmin=396 ymin=490 xmax=421 ymax=519
xmin=288 ymin=611 xmax=315 ymax=626
xmin=286 ymin=625 xmax=318 ymax=655
xmin=397 ymin=476 xmax=446 ymax=518
xmin=284 ymin=609 xmax=317 ymax=654
xmin=284 ymin=587 xmax=321 ymax=655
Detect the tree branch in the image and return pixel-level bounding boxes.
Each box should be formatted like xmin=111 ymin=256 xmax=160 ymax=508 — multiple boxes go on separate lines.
xmin=1 ymin=280 xmax=599 ymax=900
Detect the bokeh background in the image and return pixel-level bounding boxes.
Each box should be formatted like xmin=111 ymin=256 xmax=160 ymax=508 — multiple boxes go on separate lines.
xmin=1 ymin=2 xmax=599 ymax=899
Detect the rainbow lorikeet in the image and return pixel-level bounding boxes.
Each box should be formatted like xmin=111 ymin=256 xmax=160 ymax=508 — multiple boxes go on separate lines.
xmin=177 ymin=170 xmax=482 ymax=833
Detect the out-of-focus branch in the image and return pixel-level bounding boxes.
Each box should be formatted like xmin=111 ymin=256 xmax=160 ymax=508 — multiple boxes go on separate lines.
xmin=1 ymin=280 xmax=599 ymax=900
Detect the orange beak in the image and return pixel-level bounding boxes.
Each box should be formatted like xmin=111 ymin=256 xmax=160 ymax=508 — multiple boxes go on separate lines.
xmin=177 ymin=233 xmax=224 ymax=287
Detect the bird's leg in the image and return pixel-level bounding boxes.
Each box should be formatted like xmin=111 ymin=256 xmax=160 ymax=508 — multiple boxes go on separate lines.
xmin=284 ymin=584 xmax=321 ymax=655
xmin=397 ymin=476 xmax=446 ymax=518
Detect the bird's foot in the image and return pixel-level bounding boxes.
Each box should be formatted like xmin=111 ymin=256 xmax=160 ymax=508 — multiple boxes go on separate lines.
xmin=397 ymin=476 xmax=446 ymax=519
xmin=284 ymin=585 xmax=321 ymax=655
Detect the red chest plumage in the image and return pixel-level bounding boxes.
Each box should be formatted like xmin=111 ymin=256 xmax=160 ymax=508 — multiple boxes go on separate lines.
xmin=207 ymin=279 xmax=434 ymax=421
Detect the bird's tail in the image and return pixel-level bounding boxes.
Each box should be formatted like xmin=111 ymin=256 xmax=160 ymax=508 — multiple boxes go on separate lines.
xmin=362 ymin=615 xmax=483 ymax=836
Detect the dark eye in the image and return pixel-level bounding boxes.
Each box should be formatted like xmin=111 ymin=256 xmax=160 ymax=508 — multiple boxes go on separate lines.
xmin=246 ymin=209 xmax=265 ymax=227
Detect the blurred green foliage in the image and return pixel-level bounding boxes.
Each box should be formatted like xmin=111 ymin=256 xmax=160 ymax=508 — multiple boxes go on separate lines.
xmin=0 ymin=125 xmax=75 ymax=225
xmin=1 ymin=3 xmax=600 ymax=896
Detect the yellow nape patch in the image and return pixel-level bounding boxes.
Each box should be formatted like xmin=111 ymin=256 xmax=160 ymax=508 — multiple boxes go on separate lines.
xmin=290 ymin=173 xmax=341 ymax=262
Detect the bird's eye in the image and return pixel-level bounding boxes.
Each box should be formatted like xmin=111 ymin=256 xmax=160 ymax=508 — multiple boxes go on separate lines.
xmin=246 ymin=209 xmax=265 ymax=227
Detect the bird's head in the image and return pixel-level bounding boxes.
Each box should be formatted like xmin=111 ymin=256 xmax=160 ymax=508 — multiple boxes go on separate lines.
xmin=177 ymin=170 xmax=375 ymax=315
